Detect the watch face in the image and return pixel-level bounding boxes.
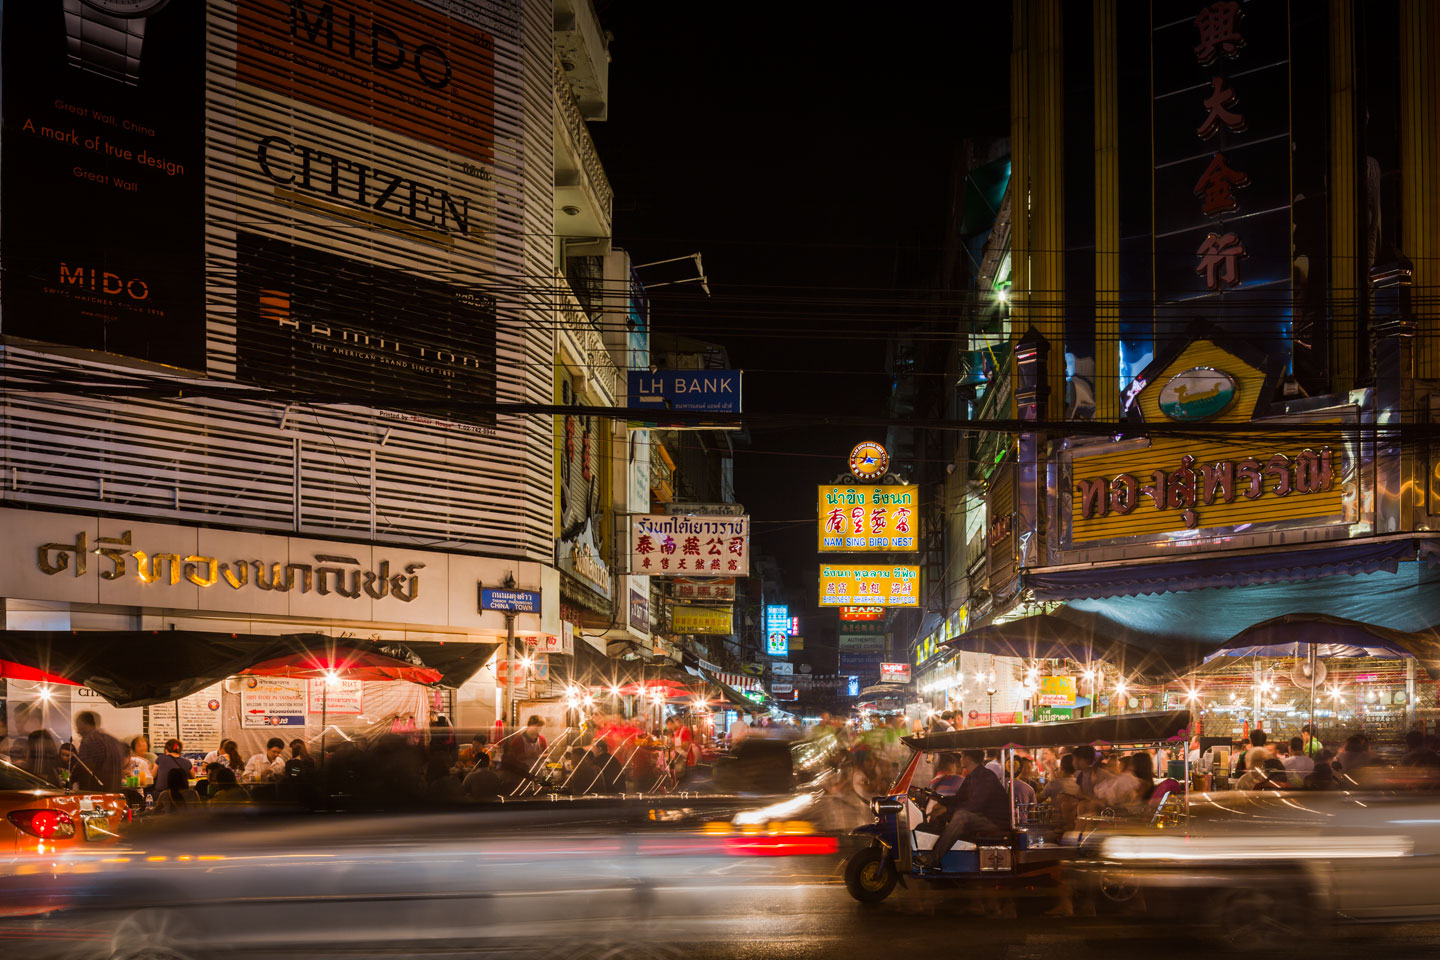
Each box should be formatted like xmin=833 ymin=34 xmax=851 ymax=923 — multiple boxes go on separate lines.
xmin=81 ymin=0 xmax=170 ymax=17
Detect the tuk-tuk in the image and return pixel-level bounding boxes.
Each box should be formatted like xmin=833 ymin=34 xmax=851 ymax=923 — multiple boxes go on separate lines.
xmin=843 ymin=710 xmax=1192 ymax=903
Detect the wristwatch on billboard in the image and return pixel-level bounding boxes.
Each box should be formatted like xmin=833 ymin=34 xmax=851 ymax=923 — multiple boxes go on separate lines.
xmin=62 ymin=0 xmax=170 ymax=86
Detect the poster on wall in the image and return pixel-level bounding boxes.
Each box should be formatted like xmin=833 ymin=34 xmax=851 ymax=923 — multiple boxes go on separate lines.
xmin=240 ymin=676 xmax=307 ymax=727
xmin=234 ymin=232 xmax=498 ymax=425
xmin=306 ymin=679 xmax=363 ymax=716
xmin=148 ymin=683 xmax=224 ymax=749
xmin=0 ymin=1 xmax=206 ymax=368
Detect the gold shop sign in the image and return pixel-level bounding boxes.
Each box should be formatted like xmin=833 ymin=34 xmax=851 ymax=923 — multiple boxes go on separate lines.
xmin=1068 ymin=434 xmax=1346 ymax=543
xmin=37 ymin=531 xmax=424 ymax=601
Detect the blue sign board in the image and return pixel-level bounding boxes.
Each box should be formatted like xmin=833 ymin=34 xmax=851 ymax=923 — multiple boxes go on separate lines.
xmin=480 ymin=587 xmax=541 ymax=613
xmin=628 ymin=369 xmax=742 ymax=414
xmin=847 ymin=676 xmax=861 ymax=697
xmin=765 ymin=604 xmax=790 ymax=636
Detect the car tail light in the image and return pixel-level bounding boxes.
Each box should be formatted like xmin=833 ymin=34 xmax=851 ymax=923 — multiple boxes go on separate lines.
xmin=8 ymin=809 xmax=76 ymax=840
xmin=724 ymin=835 xmax=838 ymax=857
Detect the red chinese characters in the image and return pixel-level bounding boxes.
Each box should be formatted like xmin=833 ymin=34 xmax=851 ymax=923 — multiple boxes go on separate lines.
xmin=1190 ymin=1 xmax=1251 ymax=292
xmin=1193 ymin=152 xmax=1248 ymax=216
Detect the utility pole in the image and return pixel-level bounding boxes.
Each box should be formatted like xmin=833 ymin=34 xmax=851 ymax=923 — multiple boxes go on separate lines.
xmin=502 ymin=573 xmax=517 ymax=728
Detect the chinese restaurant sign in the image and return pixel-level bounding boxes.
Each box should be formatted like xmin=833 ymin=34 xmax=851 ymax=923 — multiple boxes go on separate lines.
xmin=1152 ymin=1 xmax=1293 ymax=360
xmin=819 ymin=565 xmax=920 ymax=607
xmin=630 ymin=514 xmax=749 ymax=576
xmin=671 ymin=605 xmax=734 ymax=635
xmin=817 ymin=486 xmax=918 ymax=552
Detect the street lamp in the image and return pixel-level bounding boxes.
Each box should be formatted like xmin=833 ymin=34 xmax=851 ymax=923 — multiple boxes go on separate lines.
xmin=985 ymin=687 xmax=997 ymax=726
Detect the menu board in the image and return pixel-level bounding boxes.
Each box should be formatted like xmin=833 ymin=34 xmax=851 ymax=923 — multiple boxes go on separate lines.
xmin=148 ymin=682 xmax=223 ymax=750
xmin=240 ymin=676 xmax=307 ymax=727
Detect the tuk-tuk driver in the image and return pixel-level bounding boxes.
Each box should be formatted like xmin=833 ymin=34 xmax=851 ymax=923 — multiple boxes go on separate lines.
xmin=915 ymin=749 xmax=1011 ymax=868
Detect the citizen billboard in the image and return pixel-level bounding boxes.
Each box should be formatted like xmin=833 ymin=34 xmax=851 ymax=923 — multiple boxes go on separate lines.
xmin=0 ymin=0 xmax=206 ymax=369
xmin=234 ymin=233 xmax=498 ymax=425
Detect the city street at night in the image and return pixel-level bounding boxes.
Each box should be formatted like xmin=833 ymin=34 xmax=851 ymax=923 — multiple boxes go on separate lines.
xmin=3 ymin=1 xmax=1440 ymax=958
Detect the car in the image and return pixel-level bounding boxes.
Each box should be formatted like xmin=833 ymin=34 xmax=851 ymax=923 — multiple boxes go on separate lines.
xmin=1071 ymin=780 xmax=1440 ymax=947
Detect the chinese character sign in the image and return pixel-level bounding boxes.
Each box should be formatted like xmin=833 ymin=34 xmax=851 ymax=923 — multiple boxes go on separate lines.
xmin=671 ymin=605 xmax=734 ymax=635
xmin=630 ymin=514 xmax=749 ymax=577
xmin=818 ymin=486 xmax=918 ymax=552
xmin=818 ymin=565 xmax=920 ymax=607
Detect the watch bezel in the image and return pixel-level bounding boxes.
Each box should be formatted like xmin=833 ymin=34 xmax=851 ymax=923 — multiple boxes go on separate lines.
xmin=79 ymin=0 xmax=171 ymax=19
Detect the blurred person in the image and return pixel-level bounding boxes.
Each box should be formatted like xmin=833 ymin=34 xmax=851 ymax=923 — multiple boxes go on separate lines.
xmin=498 ymin=715 xmax=547 ymax=792
xmin=984 ymin=750 xmax=1004 ymax=778
xmin=1282 ymin=736 xmax=1315 ymax=774
xmin=666 ymin=715 xmax=698 ymax=780
xmin=1042 ymin=754 xmax=1081 ymax=828
xmin=929 ymin=712 xmax=951 ymax=733
xmin=204 ymin=739 xmax=245 ymax=774
xmin=74 ymin=710 xmax=126 ymax=792
xmin=24 ymin=728 xmax=62 ymax=784
xmin=1335 ymin=733 xmax=1374 ymax=772
xmin=244 ymin=737 xmax=287 ymax=782
xmin=728 ymin=712 xmax=750 ymax=746
xmin=915 ymin=750 xmax=1010 ymax=869
xmin=928 ymin=752 xmax=964 ymax=795
xmin=285 ymin=739 xmax=316 ymax=778
xmin=462 ymin=751 xmax=502 ymax=801
xmin=1015 ymin=755 xmax=1042 ymax=793
xmin=1093 ymin=753 xmax=1143 ymax=810
xmin=586 ymin=738 xmax=625 ymax=792
xmin=1234 ymin=748 xmax=1273 ymax=789
xmin=122 ymin=735 xmax=156 ymax=784
xmin=1186 ymin=736 xmax=1202 ymax=765
xmin=154 ymin=738 xmax=193 ymax=788
xmin=429 ymin=714 xmax=456 ymax=751
xmin=1305 ymin=750 xmax=1338 ymax=788
xmin=457 ymin=733 xmax=490 ymax=770
xmin=1301 ymin=723 xmax=1324 ymax=757
xmin=1005 ymin=757 xmax=1037 ymax=818
xmin=424 ymin=756 xmax=463 ymax=802
xmin=1071 ymin=745 xmax=1109 ymax=801
xmin=1236 ymin=730 xmax=1270 ymax=774
xmin=156 ymin=766 xmax=200 ymax=814
xmin=1400 ymin=730 xmax=1440 ymax=766
xmin=205 ymin=763 xmax=245 ymax=802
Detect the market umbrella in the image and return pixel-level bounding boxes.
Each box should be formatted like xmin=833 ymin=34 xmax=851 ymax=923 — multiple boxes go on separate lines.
xmin=617 ymin=679 xmax=692 ymax=698
xmin=241 ymin=646 xmax=442 ymax=763
xmin=0 ymin=659 xmax=82 ymax=686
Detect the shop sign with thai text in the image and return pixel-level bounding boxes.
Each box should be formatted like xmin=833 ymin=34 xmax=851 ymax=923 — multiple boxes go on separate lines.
xmin=670 ymin=605 xmax=734 ymax=635
xmin=630 ymin=514 xmax=749 ymax=576
xmin=817 ymin=485 xmax=918 ymax=551
xmin=818 ymin=565 xmax=920 ymax=607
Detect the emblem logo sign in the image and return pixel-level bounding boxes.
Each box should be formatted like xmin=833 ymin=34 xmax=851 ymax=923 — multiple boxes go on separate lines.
xmin=848 ymin=442 xmax=889 ymax=480
xmin=1157 ymin=367 xmax=1237 ymax=421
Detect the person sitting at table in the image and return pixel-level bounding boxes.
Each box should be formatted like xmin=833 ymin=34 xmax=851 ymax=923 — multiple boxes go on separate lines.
xmin=461 ymin=752 xmax=502 ymax=802
xmin=154 ymin=739 xmax=193 ymax=791
xmin=156 ymin=767 xmax=201 ymax=814
xmin=243 ymin=738 xmax=287 ymax=783
xmin=205 ymin=763 xmax=246 ymax=803
xmin=122 ymin=735 xmax=155 ymax=785
xmin=204 ymin=739 xmax=245 ymax=775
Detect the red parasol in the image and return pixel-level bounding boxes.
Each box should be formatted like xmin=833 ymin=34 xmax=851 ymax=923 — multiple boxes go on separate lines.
xmin=241 ymin=646 xmax=441 ymax=684
xmin=617 ymin=679 xmax=692 ymax=699
xmin=0 ymin=660 xmax=82 ymax=686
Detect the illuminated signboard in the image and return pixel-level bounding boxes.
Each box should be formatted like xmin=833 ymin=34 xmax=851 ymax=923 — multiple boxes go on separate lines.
xmin=818 ymin=485 xmax=918 ymax=552
xmin=847 ymin=676 xmax=860 ymax=697
xmin=880 ymin=663 xmax=912 ymax=684
xmin=1038 ymin=676 xmax=1077 ymax=707
xmin=839 ymin=606 xmax=885 ymax=621
xmin=848 ymin=442 xmax=890 ymax=480
xmin=818 ymin=565 xmax=920 ymax=607
xmin=765 ymin=604 xmax=790 ymax=657
xmin=670 ymin=605 xmax=733 ymax=635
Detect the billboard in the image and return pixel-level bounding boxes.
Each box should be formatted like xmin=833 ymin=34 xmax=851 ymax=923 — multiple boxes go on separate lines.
xmin=838 ymin=605 xmax=886 ymax=621
xmin=880 ymin=663 xmax=912 ymax=684
xmin=630 ymin=514 xmax=749 ymax=577
xmin=234 ymin=233 xmax=498 ymax=424
xmin=818 ymin=486 xmax=918 ymax=551
xmin=818 ymin=565 xmax=920 ymax=607
xmin=671 ymin=605 xmax=733 ymax=635
xmin=1 ymin=1 xmax=206 ymax=369
xmin=236 ymin=0 xmax=497 ymax=165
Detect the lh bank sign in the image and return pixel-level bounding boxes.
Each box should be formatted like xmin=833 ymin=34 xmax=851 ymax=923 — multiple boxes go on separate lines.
xmin=627 ymin=370 xmax=741 ymax=414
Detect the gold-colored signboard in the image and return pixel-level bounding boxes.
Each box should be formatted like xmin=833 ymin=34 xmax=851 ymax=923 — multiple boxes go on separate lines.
xmin=818 ymin=564 xmax=920 ymax=607
xmin=817 ymin=485 xmax=918 ymax=552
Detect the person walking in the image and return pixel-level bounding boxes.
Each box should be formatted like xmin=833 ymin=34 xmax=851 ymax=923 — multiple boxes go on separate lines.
xmin=74 ymin=711 xmax=127 ymax=792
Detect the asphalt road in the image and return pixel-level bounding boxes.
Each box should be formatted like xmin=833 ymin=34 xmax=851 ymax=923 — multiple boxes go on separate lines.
xmin=9 ymin=878 xmax=1440 ymax=960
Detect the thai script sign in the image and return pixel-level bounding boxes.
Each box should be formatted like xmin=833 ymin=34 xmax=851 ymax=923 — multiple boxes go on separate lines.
xmin=1071 ymin=442 xmax=1343 ymax=542
xmin=307 ymin=679 xmax=363 ymax=715
xmin=480 ymin=588 xmax=540 ymax=613
xmin=818 ymin=485 xmax=918 ymax=551
xmin=1038 ymin=677 xmax=1077 ymax=708
xmin=819 ymin=565 xmax=920 ymax=607
xmin=671 ymin=605 xmax=733 ymax=635
xmin=880 ymin=663 xmax=912 ymax=684
xmin=630 ymin=514 xmax=749 ymax=577
xmin=38 ymin=530 xmax=423 ymax=601
xmin=240 ymin=677 xmax=307 ymax=727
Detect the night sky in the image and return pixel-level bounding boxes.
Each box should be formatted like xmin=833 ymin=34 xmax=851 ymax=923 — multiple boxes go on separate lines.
xmin=592 ymin=4 xmax=1010 ymax=664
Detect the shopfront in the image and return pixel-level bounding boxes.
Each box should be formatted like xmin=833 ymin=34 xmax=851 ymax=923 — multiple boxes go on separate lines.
xmin=0 ymin=507 xmax=558 ymax=758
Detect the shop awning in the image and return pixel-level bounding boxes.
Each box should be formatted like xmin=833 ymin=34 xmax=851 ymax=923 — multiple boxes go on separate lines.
xmin=699 ymin=669 xmax=761 ymax=708
xmin=944 ymin=562 xmax=1440 ymax=682
xmin=1203 ymin=613 xmax=1440 ymax=677
xmin=0 ymin=631 xmax=499 ymax=707
xmin=1025 ymin=537 xmax=1419 ymax=601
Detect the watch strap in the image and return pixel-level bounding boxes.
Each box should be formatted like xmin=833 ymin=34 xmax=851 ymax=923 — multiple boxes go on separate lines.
xmin=63 ymin=0 xmax=149 ymax=86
